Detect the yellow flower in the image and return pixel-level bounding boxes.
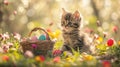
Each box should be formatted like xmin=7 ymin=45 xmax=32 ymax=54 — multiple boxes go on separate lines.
xmin=66 ymin=57 xmax=71 ymax=62
xmin=118 ymin=40 xmax=120 ymax=45
xmin=83 ymin=55 xmax=93 ymax=61
xmin=65 ymin=56 xmax=74 ymax=62
xmin=35 ymin=56 xmax=45 ymax=62
xmin=48 ymin=32 xmax=55 ymax=39
xmin=48 ymin=29 xmax=61 ymax=39
xmin=55 ymin=30 xmax=61 ymax=37
xmin=96 ymin=37 xmax=103 ymax=43
xmin=35 ymin=56 xmax=40 ymax=62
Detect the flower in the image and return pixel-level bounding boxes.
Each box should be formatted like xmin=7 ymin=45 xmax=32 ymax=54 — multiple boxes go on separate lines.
xmin=118 ymin=40 xmax=120 ymax=45
xmin=103 ymin=32 xmax=108 ymax=38
xmin=35 ymin=55 xmax=45 ymax=62
xmin=53 ymin=49 xmax=62 ymax=56
xmin=94 ymin=34 xmax=99 ymax=39
xmin=13 ymin=32 xmax=21 ymax=40
xmin=107 ymin=38 xmax=114 ymax=47
xmin=2 ymin=55 xmax=9 ymax=61
xmin=66 ymin=57 xmax=73 ymax=62
xmin=35 ymin=56 xmax=41 ymax=62
xmin=13 ymin=10 xmax=17 ymax=15
xmin=96 ymin=37 xmax=103 ymax=43
xmin=4 ymin=0 xmax=9 ymax=5
xmin=2 ymin=45 xmax=9 ymax=53
xmin=7 ymin=42 xmax=13 ymax=48
xmin=48 ymin=29 xmax=61 ymax=39
xmin=47 ymin=28 xmax=52 ymax=33
xmin=113 ymin=26 xmax=118 ymax=33
xmin=39 ymin=55 xmax=45 ymax=62
xmin=31 ymin=44 xmax=37 ymax=49
xmin=1 ymin=33 xmax=10 ymax=40
xmin=53 ymin=56 xmax=61 ymax=63
xmin=24 ymin=50 xmax=34 ymax=58
xmin=102 ymin=60 xmax=111 ymax=67
xmin=83 ymin=55 xmax=93 ymax=61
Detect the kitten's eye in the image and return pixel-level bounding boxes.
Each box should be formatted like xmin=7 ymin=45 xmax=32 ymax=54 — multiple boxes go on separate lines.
xmin=65 ymin=13 xmax=71 ymax=20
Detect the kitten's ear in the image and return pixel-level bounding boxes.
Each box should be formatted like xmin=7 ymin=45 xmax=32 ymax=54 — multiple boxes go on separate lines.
xmin=73 ymin=10 xmax=80 ymax=19
xmin=62 ymin=8 xmax=66 ymax=15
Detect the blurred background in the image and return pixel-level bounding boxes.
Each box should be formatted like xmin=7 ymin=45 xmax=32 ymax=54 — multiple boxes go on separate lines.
xmin=0 ymin=0 xmax=120 ymax=39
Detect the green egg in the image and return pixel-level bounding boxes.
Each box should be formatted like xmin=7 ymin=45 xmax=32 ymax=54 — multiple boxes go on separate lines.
xmin=38 ymin=34 xmax=46 ymax=40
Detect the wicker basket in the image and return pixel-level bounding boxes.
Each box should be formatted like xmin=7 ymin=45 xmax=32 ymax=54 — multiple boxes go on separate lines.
xmin=20 ymin=27 xmax=55 ymax=56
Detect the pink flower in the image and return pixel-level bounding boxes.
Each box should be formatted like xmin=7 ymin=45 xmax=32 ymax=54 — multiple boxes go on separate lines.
xmin=7 ymin=42 xmax=13 ymax=48
xmin=2 ymin=33 xmax=10 ymax=40
xmin=4 ymin=0 xmax=9 ymax=5
xmin=13 ymin=32 xmax=21 ymax=40
xmin=2 ymin=45 xmax=9 ymax=53
xmin=53 ymin=56 xmax=61 ymax=63
xmin=31 ymin=44 xmax=37 ymax=49
xmin=113 ymin=26 xmax=118 ymax=33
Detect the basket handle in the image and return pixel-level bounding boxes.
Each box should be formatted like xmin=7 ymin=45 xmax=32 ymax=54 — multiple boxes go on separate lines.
xmin=28 ymin=27 xmax=50 ymax=40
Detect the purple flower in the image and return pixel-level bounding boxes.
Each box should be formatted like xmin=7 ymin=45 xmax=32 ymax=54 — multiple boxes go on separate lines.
xmin=31 ymin=44 xmax=37 ymax=49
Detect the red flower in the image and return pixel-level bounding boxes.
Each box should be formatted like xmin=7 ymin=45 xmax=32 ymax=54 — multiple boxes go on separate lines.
xmin=107 ymin=38 xmax=114 ymax=47
xmin=35 ymin=55 xmax=45 ymax=62
xmin=102 ymin=60 xmax=111 ymax=67
xmin=53 ymin=56 xmax=61 ymax=63
xmin=2 ymin=55 xmax=9 ymax=61
xmin=39 ymin=55 xmax=45 ymax=62
xmin=53 ymin=49 xmax=62 ymax=56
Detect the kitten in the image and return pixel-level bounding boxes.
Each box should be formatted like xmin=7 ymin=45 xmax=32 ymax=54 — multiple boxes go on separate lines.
xmin=60 ymin=8 xmax=95 ymax=54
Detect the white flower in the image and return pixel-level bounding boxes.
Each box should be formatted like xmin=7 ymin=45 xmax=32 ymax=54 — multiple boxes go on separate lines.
xmin=13 ymin=33 xmax=21 ymax=40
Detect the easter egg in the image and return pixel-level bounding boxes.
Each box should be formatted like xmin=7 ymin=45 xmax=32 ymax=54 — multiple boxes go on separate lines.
xmin=31 ymin=36 xmax=38 ymax=41
xmin=38 ymin=34 xmax=46 ymax=40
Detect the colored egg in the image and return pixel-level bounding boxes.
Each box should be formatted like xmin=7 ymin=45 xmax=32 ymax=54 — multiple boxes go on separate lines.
xmin=38 ymin=34 xmax=46 ymax=40
xmin=31 ymin=36 xmax=38 ymax=41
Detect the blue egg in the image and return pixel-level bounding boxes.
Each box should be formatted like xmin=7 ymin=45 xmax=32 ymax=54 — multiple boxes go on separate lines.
xmin=38 ymin=34 xmax=46 ymax=40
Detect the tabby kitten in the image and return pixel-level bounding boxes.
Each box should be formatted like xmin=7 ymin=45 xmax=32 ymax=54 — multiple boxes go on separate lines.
xmin=61 ymin=8 xmax=94 ymax=54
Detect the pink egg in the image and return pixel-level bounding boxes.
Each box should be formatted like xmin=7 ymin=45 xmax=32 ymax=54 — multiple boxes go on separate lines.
xmin=31 ymin=36 xmax=38 ymax=41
